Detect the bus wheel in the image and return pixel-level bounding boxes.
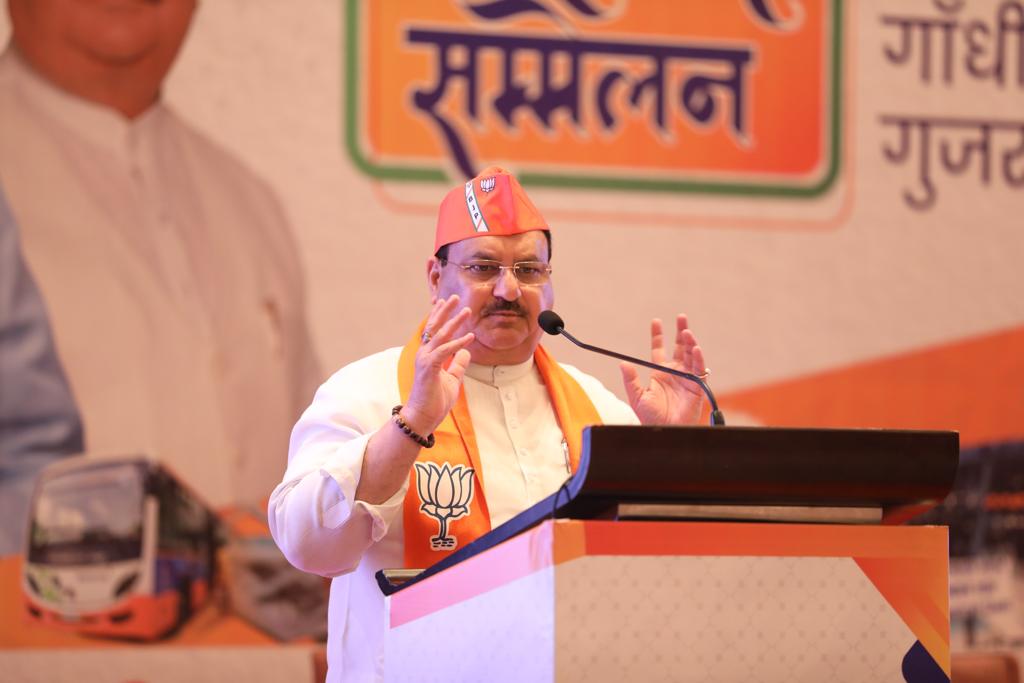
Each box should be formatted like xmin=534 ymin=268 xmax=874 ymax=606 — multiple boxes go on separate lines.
xmin=177 ymin=578 xmax=193 ymax=627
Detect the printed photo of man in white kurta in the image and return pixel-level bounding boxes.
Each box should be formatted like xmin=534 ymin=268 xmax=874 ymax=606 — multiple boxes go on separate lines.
xmin=0 ymin=0 xmax=320 ymax=514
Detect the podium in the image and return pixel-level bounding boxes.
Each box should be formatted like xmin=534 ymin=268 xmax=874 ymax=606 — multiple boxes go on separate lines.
xmin=381 ymin=426 xmax=958 ymax=682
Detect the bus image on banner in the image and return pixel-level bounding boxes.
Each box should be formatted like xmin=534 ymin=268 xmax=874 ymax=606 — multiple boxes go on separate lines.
xmin=22 ymin=456 xmax=219 ymax=640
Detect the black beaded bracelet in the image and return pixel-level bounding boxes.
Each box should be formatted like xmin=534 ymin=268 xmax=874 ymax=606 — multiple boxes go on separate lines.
xmin=391 ymin=405 xmax=435 ymax=448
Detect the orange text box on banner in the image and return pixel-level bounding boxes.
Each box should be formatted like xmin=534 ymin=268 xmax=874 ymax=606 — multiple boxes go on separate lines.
xmin=346 ymin=0 xmax=842 ymax=198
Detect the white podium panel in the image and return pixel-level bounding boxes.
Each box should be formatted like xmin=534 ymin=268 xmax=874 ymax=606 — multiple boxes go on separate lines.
xmin=384 ymin=520 xmax=949 ymax=683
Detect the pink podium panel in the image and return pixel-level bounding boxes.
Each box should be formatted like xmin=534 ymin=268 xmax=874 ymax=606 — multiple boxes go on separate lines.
xmin=384 ymin=519 xmax=949 ymax=682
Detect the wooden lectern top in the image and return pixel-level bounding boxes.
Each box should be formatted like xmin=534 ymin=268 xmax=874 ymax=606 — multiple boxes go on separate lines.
xmin=378 ymin=425 xmax=958 ymax=596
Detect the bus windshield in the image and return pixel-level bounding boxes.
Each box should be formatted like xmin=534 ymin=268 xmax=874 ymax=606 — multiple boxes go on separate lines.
xmin=28 ymin=463 xmax=145 ymax=566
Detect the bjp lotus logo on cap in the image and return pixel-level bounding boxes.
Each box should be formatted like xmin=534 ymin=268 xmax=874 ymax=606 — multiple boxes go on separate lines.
xmin=480 ymin=176 xmax=496 ymax=193
xmin=414 ymin=462 xmax=475 ymax=550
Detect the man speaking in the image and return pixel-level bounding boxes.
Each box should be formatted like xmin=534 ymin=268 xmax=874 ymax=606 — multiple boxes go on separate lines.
xmin=269 ymin=167 xmax=710 ymax=682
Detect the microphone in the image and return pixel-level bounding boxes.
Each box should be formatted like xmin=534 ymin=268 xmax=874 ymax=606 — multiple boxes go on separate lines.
xmin=538 ymin=310 xmax=726 ymax=426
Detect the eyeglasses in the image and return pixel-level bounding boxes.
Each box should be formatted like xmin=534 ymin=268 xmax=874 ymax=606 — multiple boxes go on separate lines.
xmin=441 ymin=259 xmax=552 ymax=286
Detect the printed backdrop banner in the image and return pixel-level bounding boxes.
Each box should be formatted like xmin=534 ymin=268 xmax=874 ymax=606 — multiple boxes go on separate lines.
xmin=163 ymin=0 xmax=1024 ymax=450
xmin=337 ymin=0 xmax=1022 ymax=450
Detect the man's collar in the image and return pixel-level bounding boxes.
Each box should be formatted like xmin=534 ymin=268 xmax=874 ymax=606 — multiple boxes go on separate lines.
xmin=464 ymin=355 xmax=536 ymax=387
xmin=0 ymin=46 xmax=166 ymax=159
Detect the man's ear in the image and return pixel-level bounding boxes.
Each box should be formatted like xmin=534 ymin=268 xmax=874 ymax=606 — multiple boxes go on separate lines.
xmin=426 ymin=257 xmax=442 ymax=297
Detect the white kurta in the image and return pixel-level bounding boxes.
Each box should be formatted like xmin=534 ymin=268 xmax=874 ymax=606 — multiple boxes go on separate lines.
xmin=269 ymin=347 xmax=638 ymax=683
xmin=0 ymin=48 xmax=320 ymax=506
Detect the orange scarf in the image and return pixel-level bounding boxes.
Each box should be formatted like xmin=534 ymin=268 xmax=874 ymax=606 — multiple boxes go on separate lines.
xmin=398 ymin=323 xmax=602 ymax=569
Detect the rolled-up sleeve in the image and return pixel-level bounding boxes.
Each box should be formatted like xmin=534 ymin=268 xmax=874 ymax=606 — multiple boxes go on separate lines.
xmin=268 ymin=349 xmax=405 ymax=577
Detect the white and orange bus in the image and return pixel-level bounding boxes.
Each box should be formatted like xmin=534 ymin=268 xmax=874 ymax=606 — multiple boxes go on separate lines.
xmin=22 ymin=456 xmax=219 ymax=639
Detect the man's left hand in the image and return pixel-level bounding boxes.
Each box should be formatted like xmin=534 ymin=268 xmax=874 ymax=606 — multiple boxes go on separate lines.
xmin=620 ymin=314 xmax=707 ymax=425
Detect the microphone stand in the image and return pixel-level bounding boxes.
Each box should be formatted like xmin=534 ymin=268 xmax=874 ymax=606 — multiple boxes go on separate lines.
xmin=553 ymin=327 xmax=726 ymax=426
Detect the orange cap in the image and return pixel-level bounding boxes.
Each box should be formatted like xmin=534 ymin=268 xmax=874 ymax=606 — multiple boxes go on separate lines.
xmin=434 ymin=166 xmax=549 ymax=253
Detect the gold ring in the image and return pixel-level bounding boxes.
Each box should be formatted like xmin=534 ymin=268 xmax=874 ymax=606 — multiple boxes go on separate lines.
xmin=697 ymin=368 xmax=710 ymax=380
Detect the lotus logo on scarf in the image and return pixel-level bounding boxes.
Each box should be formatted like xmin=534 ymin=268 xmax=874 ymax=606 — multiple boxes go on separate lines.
xmin=414 ymin=462 xmax=475 ymax=550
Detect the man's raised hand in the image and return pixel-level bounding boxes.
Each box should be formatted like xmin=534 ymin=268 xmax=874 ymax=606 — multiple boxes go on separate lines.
xmin=619 ymin=314 xmax=707 ymax=426
xmin=403 ymin=295 xmax=474 ymax=434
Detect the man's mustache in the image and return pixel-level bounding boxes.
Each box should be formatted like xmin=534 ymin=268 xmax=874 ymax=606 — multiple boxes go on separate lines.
xmin=482 ymin=300 xmax=526 ymax=316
